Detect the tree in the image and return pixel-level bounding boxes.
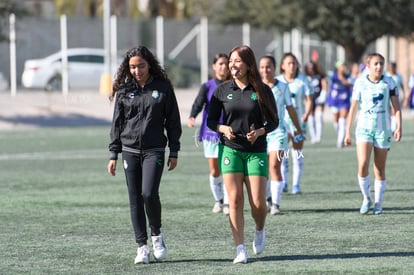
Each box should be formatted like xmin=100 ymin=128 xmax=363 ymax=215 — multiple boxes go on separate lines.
xmin=215 ymin=0 xmax=414 ymax=63
xmin=0 ymin=0 xmax=27 ymax=42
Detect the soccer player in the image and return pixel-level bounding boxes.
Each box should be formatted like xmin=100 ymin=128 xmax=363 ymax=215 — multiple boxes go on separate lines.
xmin=405 ymin=73 xmax=414 ymax=116
xmin=327 ymin=60 xmax=353 ymax=148
xmin=259 ymin=55 xmax=304 ymax=215
xmin=207 ymin=45 xmax=278 ymax=264
xmin=344 ymin=53 xmax=402 ymax=215
xmin=304 ymin=61 xmax=328 ymax=144
xmin=276 ymin=53 xmax=313 ymax=195
xmin=188 ymin=53 xmax=230 ymax=215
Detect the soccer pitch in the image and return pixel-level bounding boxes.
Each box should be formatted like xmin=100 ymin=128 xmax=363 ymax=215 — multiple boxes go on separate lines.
xmin=0 ymin=123 xmax=413 ymax=274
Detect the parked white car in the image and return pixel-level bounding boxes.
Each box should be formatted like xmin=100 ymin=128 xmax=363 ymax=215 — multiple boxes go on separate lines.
xmin=21 ymin=48 xmax=114 ymax=91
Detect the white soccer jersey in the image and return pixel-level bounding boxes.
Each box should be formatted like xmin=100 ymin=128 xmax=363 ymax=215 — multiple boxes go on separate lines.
xmin=408 ymin=74 xmax=414 ymax=89
xmin=267 ymin=79 xmax=292 ymax=137
xmin=276 ymin=74 xmax=312 ymax=119
xmin=352 ymin=74 xmax=397 ymax=132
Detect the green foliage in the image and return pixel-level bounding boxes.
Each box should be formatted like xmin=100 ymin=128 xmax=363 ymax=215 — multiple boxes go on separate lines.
xmin=216 ymin=0 xmax=414 ymax=62
xmin=0 ymin=123 xmax=414 ymax=274
xmin=0 ymin=0 xmax=27 ymax=42
xmin=54 ymin=0 xmax=77 ymax=16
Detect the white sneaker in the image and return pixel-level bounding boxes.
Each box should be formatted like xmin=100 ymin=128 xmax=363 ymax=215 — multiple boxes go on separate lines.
xmin=373 ymin=203 xmax=383 ymax=215
xmin=134 ymin=245 xmax=150 ymax=264
xmin=212 ymin=201 xmax=222 ymax=213
xmin=252 ymin=228 xmax=266 ymax=255
xmin=266 ymin=200 xmax=271 ymax=213
xmin=270 ymin=204 xmax=280 ymax=215
xmin=152 ymin=234 xmax=167 ymax=261
xmin=233 ymin=244 xmax=248 ymax=264
xmin=222 ymin=204 xmax=229 ymax=216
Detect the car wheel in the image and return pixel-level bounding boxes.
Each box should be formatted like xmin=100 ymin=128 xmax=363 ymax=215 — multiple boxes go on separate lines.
xmin=45 ymin=75 xmax=62 ymax=92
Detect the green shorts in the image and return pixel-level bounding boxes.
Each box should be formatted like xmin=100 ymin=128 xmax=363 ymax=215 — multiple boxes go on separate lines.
xmin=218 ymin=144 xmax=268 ymax=177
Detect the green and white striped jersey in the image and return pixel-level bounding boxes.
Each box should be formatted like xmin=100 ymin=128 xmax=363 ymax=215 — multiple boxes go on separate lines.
xmin=352 ymin=74 xmax=397 ymax=132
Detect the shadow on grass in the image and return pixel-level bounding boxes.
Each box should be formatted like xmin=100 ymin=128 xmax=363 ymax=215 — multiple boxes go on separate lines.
xmin=152 ymin=258 xmax=230 ymax=264
xmin=385 ymin=188 xmax=414 ymax=192
xmin=254 ymin=251 xmax=414 ymax=262
xmin=282 ymin=206 xmax=414 ymax=214
xmin=0 ymin=114 xmax=111 ymax=127
xmin=157 ymin=251 xmax=414 ymax=264
xmin=303 ymin=188 xmax=414 ymax=196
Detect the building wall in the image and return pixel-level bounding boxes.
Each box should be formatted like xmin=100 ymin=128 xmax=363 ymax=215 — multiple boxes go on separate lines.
xmin=395 ymin=37 xmax=414 ymax=88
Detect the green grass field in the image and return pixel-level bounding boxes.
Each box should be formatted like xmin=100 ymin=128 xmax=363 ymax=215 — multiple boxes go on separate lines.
xmin=1 ymin=121 xmax=413 ymax=274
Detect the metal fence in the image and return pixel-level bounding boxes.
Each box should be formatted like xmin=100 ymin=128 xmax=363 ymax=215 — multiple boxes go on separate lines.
xmin=1 ymin=15 xmax=347 ymax=93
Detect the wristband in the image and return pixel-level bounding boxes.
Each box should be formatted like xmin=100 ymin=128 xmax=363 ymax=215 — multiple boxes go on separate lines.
xmin=293 ymin=133 xmax=306 ymax=143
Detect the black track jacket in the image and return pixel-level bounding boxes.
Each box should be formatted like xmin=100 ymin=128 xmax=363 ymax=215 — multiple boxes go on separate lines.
xmin=109 ymin=77 xmax=182 ymax=160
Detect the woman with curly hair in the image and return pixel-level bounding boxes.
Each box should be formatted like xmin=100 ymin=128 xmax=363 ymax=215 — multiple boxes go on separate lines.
xmin=107 ymin=45 xmax=182 ymax=264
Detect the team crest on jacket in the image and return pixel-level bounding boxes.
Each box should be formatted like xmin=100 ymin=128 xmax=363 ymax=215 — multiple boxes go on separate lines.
xmin=251 ymin=93 xmax=257 ymax=101
xmin=128 ymin=93 xmax=135 ymax=99
xmin=152 ymin=90 xmax=159 ymax=99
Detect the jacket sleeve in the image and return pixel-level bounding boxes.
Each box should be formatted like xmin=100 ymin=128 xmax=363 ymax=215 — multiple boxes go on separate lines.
xmin=190 ymin=83 xmax=208 ymax=118
xmin=164 ymin=86 xmax=182 ymax=158
xmin=207 ymin=88 xmax=222 ymax=132
xmin=108 ymin=92 xmax=124 ymax=160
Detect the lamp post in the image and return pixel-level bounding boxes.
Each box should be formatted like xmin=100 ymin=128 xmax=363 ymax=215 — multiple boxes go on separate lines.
xmin=100 ymin=0 xmax=112 ymax=95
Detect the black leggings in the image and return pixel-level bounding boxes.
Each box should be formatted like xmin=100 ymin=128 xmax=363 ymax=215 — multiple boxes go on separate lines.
xmin=122 ymin=150 xmax=165 ymax=246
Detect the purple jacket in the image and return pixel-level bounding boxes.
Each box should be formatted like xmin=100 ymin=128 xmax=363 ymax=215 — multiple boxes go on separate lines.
xmin=190 ymin=78 xmax=223 ymax=142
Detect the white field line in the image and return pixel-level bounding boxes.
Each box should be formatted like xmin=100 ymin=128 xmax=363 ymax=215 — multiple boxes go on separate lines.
xmin=0 ymin=147 xmax=343 ymax=161
xmin=0 ymin=149 xmax=202 ymax=161
xmin=1 ymin=135 xmax=413 ymax=161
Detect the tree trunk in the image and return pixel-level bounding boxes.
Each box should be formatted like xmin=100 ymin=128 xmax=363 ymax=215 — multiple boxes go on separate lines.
xmin=343 ymin=44 xmax=367 ymax=64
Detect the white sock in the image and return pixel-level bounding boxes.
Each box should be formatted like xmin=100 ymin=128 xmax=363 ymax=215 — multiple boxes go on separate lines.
xmin=266 ymin=180 xmax=271 ymax=201
xmin=333 ymin=121 xmax=338 ymax=132
xmin=315 ymin=110 xmax=323 ymax=142
xmin=292 ymin=149 xmax=304 ymax=187
xmin=270 ymin=180 xmax=284 ymax=205
xmin=281 ymin=156 xmax=289 ymax=188
xmin=337 ymin=118 xmax=346 ymax=147
xmin=308 ymin=115 xmax=316 ymax=141
xmin=358 ymin=175 xmax=371 ymax=202
xmin=209 ymin=174 xmax=223 ymax=202
xmin=374 ymin=179 xmax=387 ymax=207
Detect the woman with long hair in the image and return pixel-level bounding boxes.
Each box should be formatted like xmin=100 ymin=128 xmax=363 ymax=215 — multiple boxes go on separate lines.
xmin=207 ymin=45 xmax=278 ymax=263
xmin=107 ymin=46 xmax=182 ymax=264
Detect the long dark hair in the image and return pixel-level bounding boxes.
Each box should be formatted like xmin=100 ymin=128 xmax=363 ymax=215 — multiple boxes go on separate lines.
xmin=260 ymin=55 xmax=276 ymax=69
xmin=110 ymin=45 xmax=172 ymax=101
xmin=280 ymin=52 xmax=300 ymax=78
xmin=304 ymin=60 xmax=326 ymax=78
xmin=212 ymin=53 xmax=231 ymax=81
xmin=229 ymin=45 xmax=278 ymax=123
xmin=213 ymin=53 xmax=228 ymax=64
